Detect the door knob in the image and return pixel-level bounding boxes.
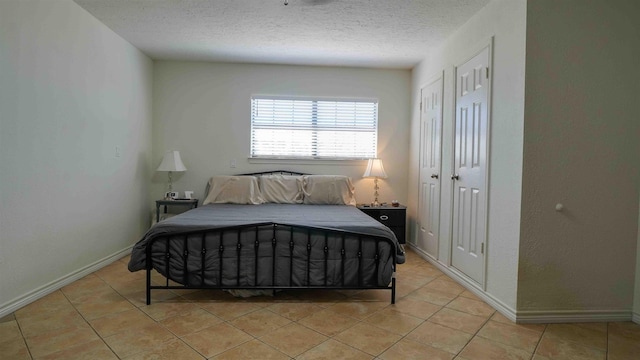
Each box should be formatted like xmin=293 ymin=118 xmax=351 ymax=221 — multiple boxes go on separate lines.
xmin=430 ymin=174 xmax=439 ymax=179
xmin=451 ymin=174 xmax=460 ymax=180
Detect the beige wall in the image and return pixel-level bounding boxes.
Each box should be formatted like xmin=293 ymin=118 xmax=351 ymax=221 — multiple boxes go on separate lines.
xmin=0 ymin=0 xmax=153 ymax=315
xmin=519 ymin=0 xmax=640 ymax=314
xmin=410 ymin=0 xmax=527 ymax=311
xmin=151 ymin=62 xmax=411 ymax=208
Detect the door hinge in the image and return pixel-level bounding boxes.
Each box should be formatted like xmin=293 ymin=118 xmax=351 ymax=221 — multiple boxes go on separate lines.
xmin=481 ymin=243 xmax=484 ymax=254
xmin=486 ymin=67 xmax=489 ymax=79
xmin=420 ymin=101 xmax=423 ymax=111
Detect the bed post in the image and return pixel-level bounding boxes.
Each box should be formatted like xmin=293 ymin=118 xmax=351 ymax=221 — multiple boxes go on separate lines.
xmin=146 ymin=268 xmax=151 ymax=305
xmin=391 ymin=268 xmax=396 ymax=304
xmin=146 ymin=241 xmax=152 ymax=305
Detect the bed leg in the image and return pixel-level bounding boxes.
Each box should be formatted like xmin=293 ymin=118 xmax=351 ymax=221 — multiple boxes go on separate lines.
xmin=391 ymin=273 xmax=396 ymax=304
xmin=146 ymin=268 xmax=151 ymax=305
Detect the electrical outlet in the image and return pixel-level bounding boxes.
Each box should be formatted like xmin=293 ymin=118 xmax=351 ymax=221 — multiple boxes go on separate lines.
xmin=115 ymin=146 xmax=121 ymax=157
xmin=230 ymin=159 xmax=237 ymax=168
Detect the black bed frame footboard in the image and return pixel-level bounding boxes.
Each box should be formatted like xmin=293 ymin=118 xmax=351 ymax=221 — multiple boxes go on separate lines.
xmin=145 ymin=222 xmax=397 ymax=305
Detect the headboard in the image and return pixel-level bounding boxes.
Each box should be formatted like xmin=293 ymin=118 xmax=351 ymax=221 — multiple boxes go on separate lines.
xmin=237 ymin=170 xmax=307 ymax=176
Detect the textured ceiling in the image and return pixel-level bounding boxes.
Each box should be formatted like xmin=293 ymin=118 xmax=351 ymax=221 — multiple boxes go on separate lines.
xmin=74 ymin=0 xmax=491 ymax=69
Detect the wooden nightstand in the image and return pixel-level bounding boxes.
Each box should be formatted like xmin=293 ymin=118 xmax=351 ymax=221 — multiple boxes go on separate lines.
xmin=156 ymin=199 xmax=198 ymax=223
xmin=358 ymin=204 xmax=407 ymax=244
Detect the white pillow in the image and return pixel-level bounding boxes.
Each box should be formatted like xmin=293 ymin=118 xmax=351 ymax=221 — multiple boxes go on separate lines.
xmin=259 ymin=175 xmax=304 ymax=204
xmin=302 ymin=175 xmax=356 ymax=206
xmin=202 ymin=176 xmax=264 ymax=205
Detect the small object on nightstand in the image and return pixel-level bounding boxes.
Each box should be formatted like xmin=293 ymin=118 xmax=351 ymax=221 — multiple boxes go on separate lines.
xmin=391 ymin=200 xmax=399 ymax=207
xmin=164 ymin=191 xmax=179 ymax=200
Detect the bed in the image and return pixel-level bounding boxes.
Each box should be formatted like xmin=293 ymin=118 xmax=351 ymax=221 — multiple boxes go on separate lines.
xmin=128 ymin=171 xmax=405 ymax=305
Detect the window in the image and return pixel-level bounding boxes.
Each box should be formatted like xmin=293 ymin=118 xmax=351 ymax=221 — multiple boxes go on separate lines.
xmin=250 ymin=96 xmax=378 ymax=159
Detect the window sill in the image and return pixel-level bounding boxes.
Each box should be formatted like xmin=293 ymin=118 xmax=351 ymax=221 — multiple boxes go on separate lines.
xmin=248 ymin=157 xmax=366 ymax=166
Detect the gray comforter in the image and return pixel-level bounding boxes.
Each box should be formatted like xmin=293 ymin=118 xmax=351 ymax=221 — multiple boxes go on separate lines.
xmin=128 ymin=204 xmax=405 ymax=286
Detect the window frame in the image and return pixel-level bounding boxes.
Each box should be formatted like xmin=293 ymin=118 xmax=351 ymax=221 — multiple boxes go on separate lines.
xmin=250 ymin=95 xmax=379 ymax=161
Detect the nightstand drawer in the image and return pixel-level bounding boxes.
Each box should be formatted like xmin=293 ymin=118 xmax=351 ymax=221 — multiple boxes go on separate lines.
xmin=358 ymin=205 xmax=406 ymax=244
xmin=370 ymin=209 xmax=405 ymax=226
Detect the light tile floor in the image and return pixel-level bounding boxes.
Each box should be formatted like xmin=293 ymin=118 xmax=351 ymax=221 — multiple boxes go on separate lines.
xmin=1 ymin=248 xmax=639 ymax=359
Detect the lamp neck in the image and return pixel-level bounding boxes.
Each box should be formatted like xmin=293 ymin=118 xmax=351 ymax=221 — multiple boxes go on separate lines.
xmin=373 ymin=176 xmax=380 ymax=207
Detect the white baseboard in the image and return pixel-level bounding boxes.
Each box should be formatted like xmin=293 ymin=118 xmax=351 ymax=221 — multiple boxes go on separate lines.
xmin=516 ymin=309 xmax=632 ymax=324
xmin=406 ymin=243 xmax=634 ymax=324
xmin=0 ymin=246 xmax=132 ymax=319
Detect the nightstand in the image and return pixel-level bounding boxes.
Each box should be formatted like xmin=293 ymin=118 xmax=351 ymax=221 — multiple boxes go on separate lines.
xmin=156 ymin=199 xmax=198 ymax=223
xmin=358 ymin=204 xmax=406 ymax=244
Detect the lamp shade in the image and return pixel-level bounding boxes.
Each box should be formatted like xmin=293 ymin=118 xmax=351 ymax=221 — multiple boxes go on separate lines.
xmin=156 ymin=151 xmax=187 ymax=172
xmin=363 ymin=158 xmax=387 ymax=178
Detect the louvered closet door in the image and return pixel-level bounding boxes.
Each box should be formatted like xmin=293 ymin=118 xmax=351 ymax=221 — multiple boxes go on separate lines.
xmin=451 ymin=44 xmax=491 ymax=285
xmin=418 ymin=75 xmax=443 ymax=258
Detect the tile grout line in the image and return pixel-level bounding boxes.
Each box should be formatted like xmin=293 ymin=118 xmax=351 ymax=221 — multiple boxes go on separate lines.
xmin=201 ymin=302 xmax=291 ymax=359
xmin=345 ymin=288 xmax=469 ymax=358
xmin=165 ymin=308 xmax=222 ymax=360
xmin=605 ymin=322 xmax=610 ymax=360
xmin=68 ymin=273 xmax=199 ymax=359
xmin=12 ymin=314 xmax=34 ymax=360
xmin=529 ymin=323 xmax=548 ymax=360
xmin=369 ymin=294 xmax=440 ymax=358
xmin=137 ymin=297 xmax=207 ymax=360
xmin=291 ymin=304 xmax=367 ymax=358
xmin=451 ymin=304 xmax=495 ymax=358
xmin=260 ymin=295 xmax=395 ymax=358
xmin=373 ymin=269 xmax=472 ymax=357
xmin=59 ymin=287 xmax=124 ymax=360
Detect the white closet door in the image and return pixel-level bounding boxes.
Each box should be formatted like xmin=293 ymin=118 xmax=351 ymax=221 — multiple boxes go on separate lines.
xmin=451 ymin=44 xmax=491 ymax=285
xmin=418 ymin=75 xmax=443 ymax=258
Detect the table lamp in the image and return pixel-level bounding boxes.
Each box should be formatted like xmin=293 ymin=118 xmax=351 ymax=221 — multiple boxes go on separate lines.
xmin=157 ymin=150 xmax=187 ymax=197
xmin=363 ymin=158 xmax=387 ymax=207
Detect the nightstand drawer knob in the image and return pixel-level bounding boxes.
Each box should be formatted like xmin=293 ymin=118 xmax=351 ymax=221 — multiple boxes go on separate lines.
xmin=379 ymin=215 xmax=389 ymax=221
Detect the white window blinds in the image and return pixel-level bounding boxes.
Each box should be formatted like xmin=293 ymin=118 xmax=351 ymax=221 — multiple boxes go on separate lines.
xmin=250 ymin=96 xmax=378 ymax=159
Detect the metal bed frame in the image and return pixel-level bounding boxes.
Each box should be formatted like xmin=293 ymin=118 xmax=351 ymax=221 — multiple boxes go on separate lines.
xmin=145 ymin=170 xmax=399 ymax=305
xmin=145 ymin=222 xmax=397 ymax=305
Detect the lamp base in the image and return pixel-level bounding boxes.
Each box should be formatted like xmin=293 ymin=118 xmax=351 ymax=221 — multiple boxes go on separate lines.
xmin=165 ymin=171 xmax=174 ymax=199
xmin=372 ymin=177 xmax=381 ymax=207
